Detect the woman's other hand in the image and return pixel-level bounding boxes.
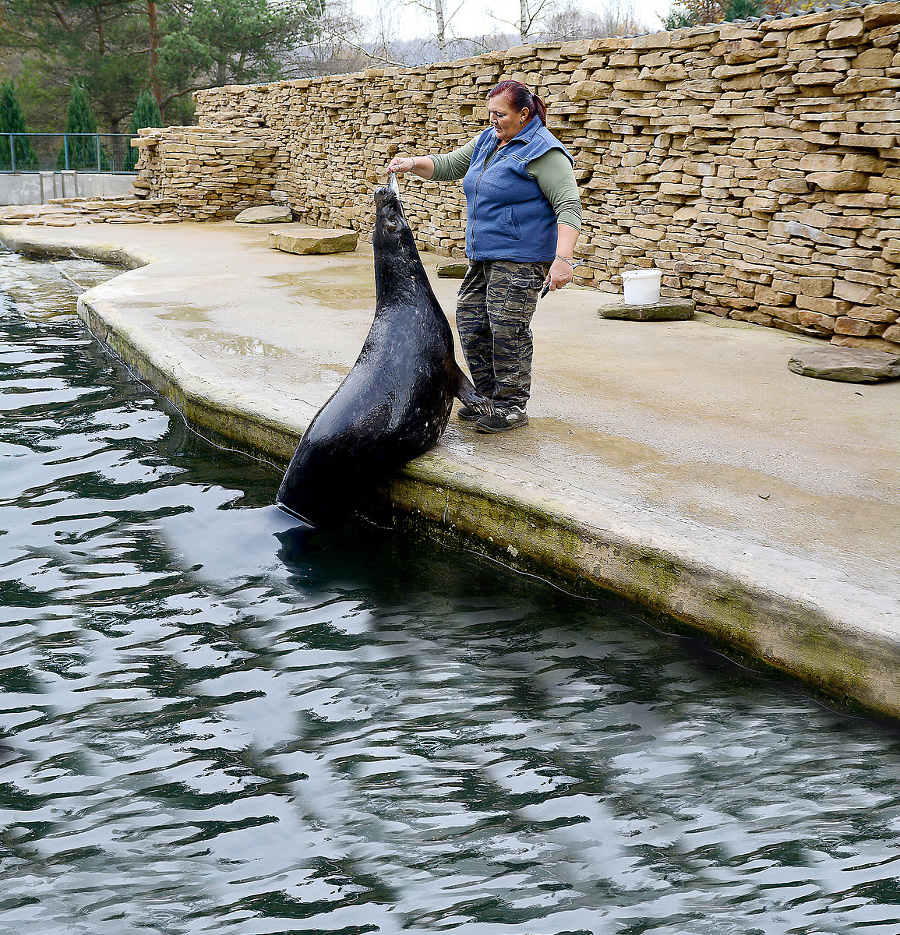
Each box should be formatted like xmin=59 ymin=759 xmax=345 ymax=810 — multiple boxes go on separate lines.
xmin=545 ymin=256 xmax=575 ymax=292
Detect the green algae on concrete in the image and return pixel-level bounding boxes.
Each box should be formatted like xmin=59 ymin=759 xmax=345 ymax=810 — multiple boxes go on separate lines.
xmin=388 ymin=452 xmax=900 ymax=719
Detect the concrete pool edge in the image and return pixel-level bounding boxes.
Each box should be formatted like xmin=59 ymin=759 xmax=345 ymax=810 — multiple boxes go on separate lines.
xmin=388 ymin=458 xmax=900 ymax=717
xmin=4 ymin=227 xmax=900 ymax=719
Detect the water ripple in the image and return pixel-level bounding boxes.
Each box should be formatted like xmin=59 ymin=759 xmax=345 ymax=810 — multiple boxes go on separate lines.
xmin=1 ymin=251 xmax=900 ymax=935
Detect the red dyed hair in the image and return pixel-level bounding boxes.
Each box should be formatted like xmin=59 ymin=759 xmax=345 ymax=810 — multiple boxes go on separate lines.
xmin=489 ymin=80 xmax=547 ymax=124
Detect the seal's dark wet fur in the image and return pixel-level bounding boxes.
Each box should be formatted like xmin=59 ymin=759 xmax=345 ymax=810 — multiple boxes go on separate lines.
xmin=277 ymin=186 xmax=491 ymax=527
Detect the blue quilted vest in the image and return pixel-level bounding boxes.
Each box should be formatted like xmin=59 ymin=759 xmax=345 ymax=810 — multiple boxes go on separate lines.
xmin=462 ymin=117 xmax=574 ymax=263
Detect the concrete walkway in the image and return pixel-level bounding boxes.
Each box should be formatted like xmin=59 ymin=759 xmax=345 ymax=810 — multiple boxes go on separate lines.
xmin=3 ymin=221 xmax=899 ymax=717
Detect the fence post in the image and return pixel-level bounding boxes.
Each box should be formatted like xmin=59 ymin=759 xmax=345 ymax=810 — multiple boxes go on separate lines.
xmin=63 ymin=135 xmax=70 ymax=171
xmin=10 ymin=134 xmax=15 ymax=173
xmin=96 ymin=134 xmax=101 ymax=173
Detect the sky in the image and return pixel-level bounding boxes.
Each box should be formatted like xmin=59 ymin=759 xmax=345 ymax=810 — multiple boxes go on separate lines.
xmin=351 ymin=0 xmax=671 ymax=44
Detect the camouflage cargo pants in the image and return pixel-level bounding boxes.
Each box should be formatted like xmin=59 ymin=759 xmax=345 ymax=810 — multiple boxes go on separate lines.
xmin=456 ymin=260 xmax=550 ymax=410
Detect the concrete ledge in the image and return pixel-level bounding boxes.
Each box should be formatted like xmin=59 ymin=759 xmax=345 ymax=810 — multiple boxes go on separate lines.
xmin=3 ymin=225 xmax=899 ymax=719
xmin=388 ymin=458 xmax=900 ymax=717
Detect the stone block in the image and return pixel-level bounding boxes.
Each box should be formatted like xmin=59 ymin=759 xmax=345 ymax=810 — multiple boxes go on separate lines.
xmin=831 ymin=333 xmax=900 ymax=351
xmin=598 ymin=297 xmax=695 ymax=320
xmin=834 ymin=317 xmax=886 ymax=337
xmin=826 ymin=18 xmax=865 ymax=42
xmin=566 ymin=80 xmax=605 ymax=101
xmin=865 ymin=1 xmax=900 ymax=27
xmin=235 ymin=204 xmax=293 ymax=223
xmin=782 ymin=220 xmax=851 ymax=247
xmin=797 ymin=294 xmax=852 ymax=316
xmin=832 ymin=279 xmax=880 ymax=304
xmin=807 ymin=171 xmax=870 ymax=192
xmin=839 ymin=134 xmax=896 ymax=150
xmin=869 ymin=177 xmax=900 ymax=195
xmin=798 ymin=310 xmax=837 ymax=332
xmin=788 ymin=345 xmax=900 ymax=382
xmin=436 ymin=261 xmax=469 ymax=278
xmin=840 ymin=154 xmax=886 ymax=174
xmin=834 ymin=76 xmax=900 ymax=94
xmin=883 ymin=239 xmax=900 ymax=264
xmin=268 ymin=227 xmax=358 ymax=255
xmin=800 ymin=153 xmax=843 ymax=172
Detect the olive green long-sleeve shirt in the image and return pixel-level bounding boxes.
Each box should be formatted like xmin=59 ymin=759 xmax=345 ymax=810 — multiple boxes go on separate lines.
xmin=429 ymin=136 xmax=583 ymax=232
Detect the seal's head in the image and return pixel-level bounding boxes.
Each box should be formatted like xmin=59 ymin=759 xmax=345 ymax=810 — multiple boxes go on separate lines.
xmin=373 ymin=186 xmax=423 ymax=298
xmin=373 ymin=186 xmax=413 ymax=251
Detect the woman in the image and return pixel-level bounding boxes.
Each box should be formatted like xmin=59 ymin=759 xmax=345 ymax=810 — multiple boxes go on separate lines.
xmin=388 ymin=79 xmax=581 ymax=434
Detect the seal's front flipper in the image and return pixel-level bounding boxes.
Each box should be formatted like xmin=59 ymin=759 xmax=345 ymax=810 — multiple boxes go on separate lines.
xmin=454 ymin=367 xmax=494 ymax=415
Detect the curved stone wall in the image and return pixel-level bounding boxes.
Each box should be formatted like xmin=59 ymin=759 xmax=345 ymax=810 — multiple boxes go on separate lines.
xmin=134 ymin=1 xmax=900 ymax=350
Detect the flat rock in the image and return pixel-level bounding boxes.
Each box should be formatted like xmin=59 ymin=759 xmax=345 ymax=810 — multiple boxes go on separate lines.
xmin=436 ymin=261 xmax=469 ymax=278
xmin=235 ymin=205 xmax=293 ymax=224
xmin=268 ymin=227 xmax=358 ymax=255
xmin=598 ymin=297 xmax=695 ymax=321
xmin=788 ymin=345 xmax=900 ymax=383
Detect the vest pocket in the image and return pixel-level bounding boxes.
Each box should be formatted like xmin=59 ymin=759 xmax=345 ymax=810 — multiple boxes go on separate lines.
xmin=506 ymin=206 xmax=522 ymax=240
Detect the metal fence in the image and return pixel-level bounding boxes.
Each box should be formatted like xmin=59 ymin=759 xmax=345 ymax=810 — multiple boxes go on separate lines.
xmin=0 ymin=133 xmax=138 ymax=174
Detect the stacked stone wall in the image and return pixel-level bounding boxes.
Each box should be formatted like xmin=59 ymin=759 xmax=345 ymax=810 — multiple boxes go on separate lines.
xmin=132 ymin=126 xmax=288 ymax=219
xmin=134 ymin=1 xmax=900 ymax=350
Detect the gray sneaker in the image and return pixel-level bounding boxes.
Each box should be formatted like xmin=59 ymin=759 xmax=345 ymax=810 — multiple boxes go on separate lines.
xmin=475 ymin=406 xmax=528 ymax=433
xmin=457 ymin=405 xmax=481 ymax=421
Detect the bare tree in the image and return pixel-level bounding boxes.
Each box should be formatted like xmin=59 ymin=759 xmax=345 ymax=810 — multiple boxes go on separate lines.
xmin=489 ymin=0 xmax=555 ymax=40
xmin=282 ymin=0 xmax=412 ymax=74
xmin=539 ymin=0 xmax=649 ymax=40
xmin=486 ymin=0 xmax=645 ymax=43
xmin=288 ymin=0 xmax=651 ymax=76
xmin=402 ymin=0 xmax=473 ymax=60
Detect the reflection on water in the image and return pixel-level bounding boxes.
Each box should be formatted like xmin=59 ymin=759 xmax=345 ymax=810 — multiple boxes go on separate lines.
xmin=184 ymin=329 xmax=290 ymax=358
xmin=2 ymin=250 xmax=900 ymax=935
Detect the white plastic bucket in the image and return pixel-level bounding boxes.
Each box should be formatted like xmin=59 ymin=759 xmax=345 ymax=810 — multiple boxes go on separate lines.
xmin=622 ymin=268 xmax=662 ymax=305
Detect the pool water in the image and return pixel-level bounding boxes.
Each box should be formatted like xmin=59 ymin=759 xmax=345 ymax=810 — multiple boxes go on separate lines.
xmin=1 ymin=250 xmax=900 ymax=935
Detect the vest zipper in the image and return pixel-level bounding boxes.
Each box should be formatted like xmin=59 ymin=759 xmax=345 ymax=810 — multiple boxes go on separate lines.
xmin=471 ymin=145 xmax=502 ymax=257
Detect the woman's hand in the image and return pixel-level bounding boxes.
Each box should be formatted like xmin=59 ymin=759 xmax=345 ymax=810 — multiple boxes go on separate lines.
xmin=387 ymin=155 xmax=435 ymax=180
xmin=545 ymin=256 xmax=575 ymax=292
xmin=388 ymin=156 xmax=416 ymax=175
xmin=545 ymin=223 xmax=579 ymax=292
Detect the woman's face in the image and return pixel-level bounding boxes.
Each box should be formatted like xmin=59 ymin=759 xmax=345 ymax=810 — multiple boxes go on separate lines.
xmin=488 ymin=94 xmax=530 ymax=145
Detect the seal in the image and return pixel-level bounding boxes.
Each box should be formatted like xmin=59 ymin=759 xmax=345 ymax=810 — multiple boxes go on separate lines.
xmin=276 ymin=184 xmax=492 ymax=527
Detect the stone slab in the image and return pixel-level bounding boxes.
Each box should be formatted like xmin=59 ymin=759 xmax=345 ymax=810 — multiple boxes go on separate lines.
xmin=599 ymin=297 xmax=696 ymax=321
xmin=235 ymin=205 xmax=293 ymax=224
xmin=268 ymin=227 xmax=358 ymax=255
xmin=436 ymin=261 xmax=469 ymax=278
xmin=788 ymin=345 xmax=900 ymax=383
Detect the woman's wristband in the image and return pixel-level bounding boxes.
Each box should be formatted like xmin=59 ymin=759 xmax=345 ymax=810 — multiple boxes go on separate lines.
xmin=555 ymin=255 xmax=578 ymax=267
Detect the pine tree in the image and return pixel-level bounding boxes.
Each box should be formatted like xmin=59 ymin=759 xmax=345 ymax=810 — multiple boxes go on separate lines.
xmin=57 ymin=83 xmax=109 ymax=171
xmin=723 ymin=0 xmax=764 ymax=20
xmin=123 ymin=90 xmax=162 ymax=171
xmin=0 ymin=81 xmax=38 ymax=171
